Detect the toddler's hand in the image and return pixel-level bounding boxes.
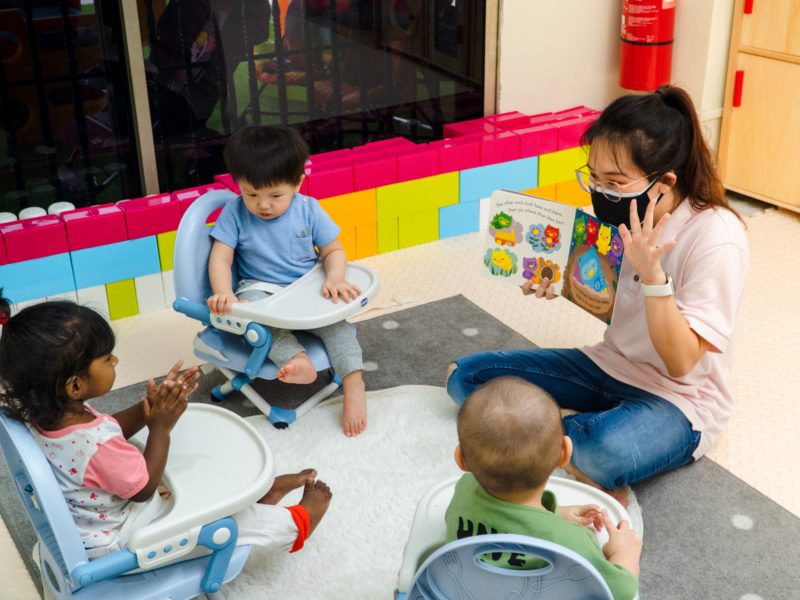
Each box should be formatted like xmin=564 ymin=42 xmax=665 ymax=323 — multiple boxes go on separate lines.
xmin=143 ymin=380 xmax=191 ymax=434
xmin=559 ymin=504 xmax=604 ymax=531
xmin=208 ymin=292 xmax=238 ymax=315
xmin=601 ymin=511 xmax=642 ymax=561
xmin=161 ymin=360 xmax=201 ymax=393
xmin=322 ymin=278 xmax=361 ymax=304
xmin=520 ymin=278 xmax=558 ymax=300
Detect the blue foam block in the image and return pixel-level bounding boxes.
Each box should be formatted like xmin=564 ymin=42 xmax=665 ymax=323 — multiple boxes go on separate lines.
xmin=0 ymin=253 xmax=76 ymax=302
xmin=459 ymin=157 xmax=538 ymax=203
xmin=439 ymin=201 xmax=480 ymax=239
xmin=71 ymin=237 xmax=161 ymax=289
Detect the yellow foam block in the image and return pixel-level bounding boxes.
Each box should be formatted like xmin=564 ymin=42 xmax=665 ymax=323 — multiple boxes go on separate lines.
xmin=556 ymin=179 xmax=591 ymax=207
xmin=106 ymin=279 xmax=139 ymax=320
xmin=538 ymin=147 xmax=588 ymax=188
xmin=355 ymin=223 xmax=377 ymax=259
xmin=377 ymin=172 xmax=459 ymax=221
xmin=398 ymin=209 xmax=438 ymax=249
xmin=377 ymin=218 xmax=399 ymax=254
xmin=319 ymin=189 xmax=377 ymax=228
xmin=521 ymin=185 xmax=558 ymax=201
xmin=156 ymin=230 xmax=177 ymax=271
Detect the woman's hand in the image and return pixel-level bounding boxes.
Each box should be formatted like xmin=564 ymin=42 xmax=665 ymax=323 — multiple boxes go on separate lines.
xmin=520 ymin=278 xmax=557 ymax=300
xmin=618 ymin=197 xmax=676 ymax=284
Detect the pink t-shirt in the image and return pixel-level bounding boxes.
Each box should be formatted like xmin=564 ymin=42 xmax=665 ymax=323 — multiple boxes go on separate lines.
xmin=581 ymin=200 xmax=748 ymax=459
xmin=31 ymin=406 xmax=149 ymax=551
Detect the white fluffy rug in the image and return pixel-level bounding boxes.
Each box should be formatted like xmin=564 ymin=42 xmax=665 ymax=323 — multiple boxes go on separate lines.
xmin=220 ymin=385 xmax=641 ymax=599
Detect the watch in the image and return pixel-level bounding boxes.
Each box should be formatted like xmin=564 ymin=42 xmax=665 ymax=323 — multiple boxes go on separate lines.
xmin=641 ymin=273 xmax=674 ymax=297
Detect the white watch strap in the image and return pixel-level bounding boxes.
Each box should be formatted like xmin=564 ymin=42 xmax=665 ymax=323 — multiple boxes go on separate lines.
xmin=641 ymin=273 xmax=674 ymax=297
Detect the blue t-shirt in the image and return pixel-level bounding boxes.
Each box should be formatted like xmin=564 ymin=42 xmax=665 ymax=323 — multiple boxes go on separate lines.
xmin=210 ymin=193 xmax=340 ymax=284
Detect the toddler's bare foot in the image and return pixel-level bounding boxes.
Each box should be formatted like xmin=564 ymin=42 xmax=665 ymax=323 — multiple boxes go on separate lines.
xmin=299 ymin=479 xmax=332 ymax=536
xmin=277 ymin=354 xmax=317 ymax=384
xmin=607 ymin=485 xmax=630 ymax=509
xmin=342 ymin=372 xmax=367 ymax=437
xmin=259 ymin=469 xmax=317 ymax=505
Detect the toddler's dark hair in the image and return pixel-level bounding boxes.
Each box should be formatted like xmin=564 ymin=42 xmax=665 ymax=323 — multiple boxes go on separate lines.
xmin=0 ymin=301 xmax=115 ymax=430
xmin=223 ymin=125 xmax=309 ymax=189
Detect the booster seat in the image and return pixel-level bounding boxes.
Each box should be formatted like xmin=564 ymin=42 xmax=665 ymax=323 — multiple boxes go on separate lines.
xmin=172 ymin=189 xmax=379 ymax=427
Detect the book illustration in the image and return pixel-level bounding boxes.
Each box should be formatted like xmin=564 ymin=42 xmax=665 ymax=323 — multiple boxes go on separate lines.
xmin=483 ymin=247 xmax=519 ymax=277
xmin=484 ymin=190 xmax=625 ymax=324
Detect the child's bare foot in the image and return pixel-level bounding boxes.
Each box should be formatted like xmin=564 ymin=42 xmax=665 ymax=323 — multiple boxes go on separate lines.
xmin=565 ymin=462 xmax=630 ymax=509
xmin=342 ymin=371 xmax=367 ymax=437
xmin=259 ymin=469 xmax=317 ymax=505
xmin=299 ymin=479 xmax=332 ymax=536
xmin=277 ymin=353 xmax=317 ymax=384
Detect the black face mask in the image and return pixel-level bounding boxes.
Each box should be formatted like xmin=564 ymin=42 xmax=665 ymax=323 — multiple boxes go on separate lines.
xmin=590 ymin=179 xmax=663 ymax=229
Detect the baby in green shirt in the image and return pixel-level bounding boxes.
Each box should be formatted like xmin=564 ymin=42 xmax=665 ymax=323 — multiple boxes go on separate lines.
xmin=445 ymin=376 xmax=641 ymax=600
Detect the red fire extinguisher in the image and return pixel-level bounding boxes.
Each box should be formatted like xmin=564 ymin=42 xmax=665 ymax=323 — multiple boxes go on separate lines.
xmin=619 ymin=0 xmax=676 ymax=91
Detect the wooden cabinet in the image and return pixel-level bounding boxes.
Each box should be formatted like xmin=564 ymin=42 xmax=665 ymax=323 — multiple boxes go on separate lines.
xmin=719 ymin=0 xmax=800 ymax=211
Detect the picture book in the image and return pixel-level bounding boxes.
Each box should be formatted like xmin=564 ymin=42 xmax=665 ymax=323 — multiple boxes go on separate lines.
xmin=483 ymin=189 xmax=625 ymax=324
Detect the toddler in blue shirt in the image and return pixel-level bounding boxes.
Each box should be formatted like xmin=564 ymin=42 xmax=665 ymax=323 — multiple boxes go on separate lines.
xmin=208 ymin=125 xmax=367 ymax=436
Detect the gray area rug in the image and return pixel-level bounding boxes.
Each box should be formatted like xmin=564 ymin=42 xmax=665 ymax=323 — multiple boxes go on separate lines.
xmin=2 ymin=295 xmax=798 ymax=598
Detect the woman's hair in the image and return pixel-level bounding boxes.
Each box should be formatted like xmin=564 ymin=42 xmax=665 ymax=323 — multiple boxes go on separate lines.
xmin=0 ymin=301 xmax=115 ymax=430
xmin=583 ymin=84 xmax=741 ymax=219
xmin=223 ymin=125 xmax=309 ymax=189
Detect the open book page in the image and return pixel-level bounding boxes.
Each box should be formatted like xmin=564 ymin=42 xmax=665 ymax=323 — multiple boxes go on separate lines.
xmin=483 ymin=190 xmax=624 ymax=324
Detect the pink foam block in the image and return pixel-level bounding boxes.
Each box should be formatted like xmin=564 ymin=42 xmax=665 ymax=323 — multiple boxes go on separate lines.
xmin=118 ymin=194 xmax=182 ymax=239
xmin=514 ymin=124 xmax=559 ymax=157
xmin=0 ymin=230 xmax=7 ymax=265
xmin=484 ymin=111 xmax=528 ymax=126
xmin=214 ymin=173 xmax=241 ymax=194
xmin=443 ymin=118 xmax=500 ymax=138
xmin=553 ymin=105 xmax=596 ymax=121
xmin=307 ymin=165 xmax=354 ymax=199
xmin=0 ymin=215 xmax=68 ymax=263
xmin=397 ymin=145 xmax=440 ymax=182
xmin=310 ymin=148 xmax=353 ymax=165
xmin=353 ymin=137 xmax=415 ymax=154
xmin=61 ymin=203 xmax=127 ymax=251
xmin=172 ymin=183 xmax=226 ymax=214
xmin=556 ymin=115 xmax=599 ymax=150
xmin=353 ymin=155 xmax=397 ymax=191
xmin=480 ymin=131 xmax=521 ymax=166
xmin=299 ymin=177 xmax=310 ymax=195
xmin=431 ymin=135 xmax=482 ymax=173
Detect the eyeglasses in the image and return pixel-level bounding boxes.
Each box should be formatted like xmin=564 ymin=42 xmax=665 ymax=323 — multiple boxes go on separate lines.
xmin=575 ymin=167 xmax=660 ymax=202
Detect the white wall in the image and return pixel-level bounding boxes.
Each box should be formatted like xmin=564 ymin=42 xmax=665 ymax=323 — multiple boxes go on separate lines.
xmin=496 ymin=0 xmax=735 ymax=149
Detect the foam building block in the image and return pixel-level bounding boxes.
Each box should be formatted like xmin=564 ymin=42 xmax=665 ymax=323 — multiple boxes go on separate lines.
xmin=71 ymin=237 xmax=161 ymax=290
xmin=555 ymin=179 xmax=591 ymax=207
xmin=0 ymin=215 xmax=69 ymax=262
xmin=307 ymin=165 xmax=354 ymax=199
xmin=319 ymin=189 xmax=377 ymax=259
xmin=214 ymin=173 xmax=241 ymax=194
xmin=443 ymin=118 xmax=499 ymax=138
xmin=353 ymin=155 xmax=397 ymax=191
xmin=118 ymin=194 xmax=182 ymax=239
xmin=515 ymin=124 xmax=558 ymax=158
xmin=134 ymin=272 xmax=166 ymax=313
xmin=61 ymin=204 xmax=127 ymax=251
xmin=522 ymin=184 xmax=559 ymax=202
xmin=353 ymin=137 xmax=415 ymax=154
xmin=310 ymin=148 xmax=352 ymax=164
xmin=439 ymin=200 xmax=480 ymax=239
xmin=538 ymin=146 xmax=588 ymax=188
xmin=459 ymin=157 xmax=538 ymax=203
xmin=552 ymin=105 xmax=596 ymax=120
xmin=480 ymin=131 xmax=521 ymax=166
xmin=337 ymin=227 xmax=357 ymax=259
xmin=376 ymin=172 xmax=459 ymax=222
xmin=397 ymin=145 xmax=439 ymax=182
xmin=398 ymin=209 xmax=439 ymax=248
xmin=355 ymin=222 xmax=377 ymax=258
xmin=555 ymin=115 xmax=599 ymax=150
xmin=479 ymin=197 xmax=492 ymax=230
xmin=431 ymin=136 xmax=482 ymax=174
xmin=172 ymin=183 xmax=226 ymax=213
xmin=377 ymin=219 xmax=399 ymax=254
xmin=76 ymin=285 xmax=111 ymax=320
xmin=106 ymin=279 xmax=138 ymax=320
xmin=156 ymin=231 xmax=177 ymax=272
xmin=483 ymin=111 xmax=528 ymax=126
xmin=0 ymin=230 xmax=6 ymax=265
xmin=162 ymin=270 xmax=176 ymax=307
xmin=0 ymin=254 xmax=75 ymax=302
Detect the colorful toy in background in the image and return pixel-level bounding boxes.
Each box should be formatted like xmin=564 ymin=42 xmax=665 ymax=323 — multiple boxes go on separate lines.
xmin=483 ymin=248 xmax=518 ymax=277
xmin=522 ymin=257 xmax=562 ymax=286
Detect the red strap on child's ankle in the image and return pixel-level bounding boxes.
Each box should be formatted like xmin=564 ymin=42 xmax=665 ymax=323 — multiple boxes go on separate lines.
xmin=286 ymin=504 xmax=311 ymax=553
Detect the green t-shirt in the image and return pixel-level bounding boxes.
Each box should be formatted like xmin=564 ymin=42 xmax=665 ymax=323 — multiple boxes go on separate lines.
xmin=445 ymin=474 xmax=638 ymax=600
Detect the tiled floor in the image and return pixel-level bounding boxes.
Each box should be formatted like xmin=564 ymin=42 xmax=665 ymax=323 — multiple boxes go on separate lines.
xmin=3 ymin=194 xmax=792 ymax=599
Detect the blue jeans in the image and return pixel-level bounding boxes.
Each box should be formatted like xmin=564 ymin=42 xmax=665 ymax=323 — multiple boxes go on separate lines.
xmin=447 ymin=348 xmax=701 ymax=489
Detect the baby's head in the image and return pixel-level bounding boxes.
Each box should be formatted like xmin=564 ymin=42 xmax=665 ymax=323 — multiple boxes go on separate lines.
xmin=223 ymin=125 xmax=310 ymax=220
xmin=456 ymin=377 xmax=567 ymax=497
xmin=0 ymin=301 xmax=115 ymax=429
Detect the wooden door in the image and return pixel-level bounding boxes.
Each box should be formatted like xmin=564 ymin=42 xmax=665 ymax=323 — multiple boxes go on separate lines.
xmin=723 ymin=52 xmax=800 ymax=208
xmin=740 ymin=0 xmax=800 ymax=58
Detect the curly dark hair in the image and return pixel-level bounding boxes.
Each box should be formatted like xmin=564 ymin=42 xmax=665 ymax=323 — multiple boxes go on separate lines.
xmin=0 ymin=300 xmax=115 ymax=430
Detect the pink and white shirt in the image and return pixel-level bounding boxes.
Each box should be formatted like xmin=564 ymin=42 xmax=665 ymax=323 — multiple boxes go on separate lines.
xmin=31 ymin=406 xmax=149 ymax=551
xmin=582 ymin=200 xmax=749 ymax=459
